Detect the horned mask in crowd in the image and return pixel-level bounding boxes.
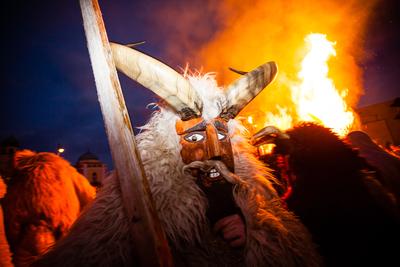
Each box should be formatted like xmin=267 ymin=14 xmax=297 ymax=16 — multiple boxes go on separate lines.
xmin=111 ymin=42 xmax=277 ymax=175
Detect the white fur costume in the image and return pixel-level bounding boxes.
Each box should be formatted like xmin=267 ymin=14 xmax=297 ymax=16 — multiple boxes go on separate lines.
xmin=35 ymin=74 xmax=320 ymax=267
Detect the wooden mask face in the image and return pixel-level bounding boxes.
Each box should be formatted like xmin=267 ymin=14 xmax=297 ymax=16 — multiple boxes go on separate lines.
xmin=175 ymin=117 xmax=235 ymax=173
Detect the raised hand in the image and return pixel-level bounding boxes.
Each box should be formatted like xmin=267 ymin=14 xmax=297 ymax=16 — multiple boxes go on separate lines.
xmin=213 ymin=214 xmax=246 ymax=248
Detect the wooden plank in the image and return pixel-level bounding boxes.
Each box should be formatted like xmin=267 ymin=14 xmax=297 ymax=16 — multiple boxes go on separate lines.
xmin=79 ymin=0 xmax=173 ymax=266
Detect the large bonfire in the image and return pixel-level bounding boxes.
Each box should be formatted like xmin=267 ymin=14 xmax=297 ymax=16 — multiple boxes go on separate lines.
xmin=263 ymin=33 xmax=355 ymax=137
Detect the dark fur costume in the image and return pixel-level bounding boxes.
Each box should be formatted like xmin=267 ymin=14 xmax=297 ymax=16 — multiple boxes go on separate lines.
xmin=270 ymin=123 xmax=400 ymax=267
xmin=2 ymin=150 xmax=95 ymax=266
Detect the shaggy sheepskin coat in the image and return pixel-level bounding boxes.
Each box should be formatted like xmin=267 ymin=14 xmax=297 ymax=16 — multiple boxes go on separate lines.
xmin=34 ymin=74 xmax=321 ymax=267
xmin=3 ymin=150 xmax=96 ymax=267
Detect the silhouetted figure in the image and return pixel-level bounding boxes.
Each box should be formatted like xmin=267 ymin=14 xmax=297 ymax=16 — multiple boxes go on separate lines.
xmin=346 ymin=130 xmax=400 ymax=204
xmin=256 ymin=123 xmax=400 ymax=267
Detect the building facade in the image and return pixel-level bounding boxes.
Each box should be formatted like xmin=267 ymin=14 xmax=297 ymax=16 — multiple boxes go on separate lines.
xmin=356 ymin=97 xmax=400 ymax=148
xmin=75 ymin=151 xmax=107 ymax=187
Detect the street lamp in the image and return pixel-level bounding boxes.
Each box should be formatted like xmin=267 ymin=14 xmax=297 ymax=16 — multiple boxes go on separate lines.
xmin=56 ymin=144 xmax=65 ymax=155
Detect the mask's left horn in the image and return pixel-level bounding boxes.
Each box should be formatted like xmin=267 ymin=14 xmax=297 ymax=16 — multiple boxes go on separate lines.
xmin=110 ymin=42 xmax=203 ymax=120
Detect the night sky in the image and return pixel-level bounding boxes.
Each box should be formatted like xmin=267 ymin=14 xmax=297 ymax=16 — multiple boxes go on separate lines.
xmin=1 ymin=0 xmax=399 ymax=169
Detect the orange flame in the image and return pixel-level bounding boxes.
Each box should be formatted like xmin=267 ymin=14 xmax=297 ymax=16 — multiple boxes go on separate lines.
xmin=290 ymin=33 xmax=355 ymax=136
xmin=246 ymin=34 xmax=356 ymax=138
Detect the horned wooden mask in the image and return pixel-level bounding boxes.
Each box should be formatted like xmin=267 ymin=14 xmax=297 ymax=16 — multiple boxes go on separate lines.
xmin=175 ymin=117 xmax=234 ymax=172
xmin=111 ymin=42 xmax=277 ymax=171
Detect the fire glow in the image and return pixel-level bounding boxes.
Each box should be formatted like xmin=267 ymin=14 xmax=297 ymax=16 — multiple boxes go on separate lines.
xmin=244 ymin=33 xmax=358 ymax=155
xmin=244 ymin=33 xmax=356 ymax=140
xmin=191 ymin=0 xmax=377 ymax=141
xmin=292 ymin=34 xmax=355 ymax=136
xmin=280 ymin=33 xmax=355 ymax=136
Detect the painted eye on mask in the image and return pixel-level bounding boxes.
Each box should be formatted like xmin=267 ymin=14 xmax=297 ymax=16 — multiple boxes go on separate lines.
xmin=184 ymin=133 xmax=205 ymax=142
xmin=217 ymin=132 xmax=226 ymax=140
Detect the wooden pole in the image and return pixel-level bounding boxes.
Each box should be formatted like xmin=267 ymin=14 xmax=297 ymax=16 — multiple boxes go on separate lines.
xmin=79 ymin=0 xmax=173 ymax=266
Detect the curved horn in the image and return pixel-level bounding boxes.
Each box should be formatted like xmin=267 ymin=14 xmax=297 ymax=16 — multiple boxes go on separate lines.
xmin=251 ymin=125 xmax=289 ymax=147
xmin=125 ymin=41 xmax=146 ymax=48
xmin=228 ymin=67 xmax=248 ymax=75
xmin=110 ymin=42 xmax=203 ymax=120
xmin=221 ymin=62 xmax=277 ymax=120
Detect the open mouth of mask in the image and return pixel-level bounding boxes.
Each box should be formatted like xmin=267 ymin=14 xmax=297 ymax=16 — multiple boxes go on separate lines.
xmin=183 ymin=161 xmax=228 ymax=187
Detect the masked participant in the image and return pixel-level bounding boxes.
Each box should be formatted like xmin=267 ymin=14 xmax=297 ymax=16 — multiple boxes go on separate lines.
xmin=35 ymin=43 xmax=320 ymax=267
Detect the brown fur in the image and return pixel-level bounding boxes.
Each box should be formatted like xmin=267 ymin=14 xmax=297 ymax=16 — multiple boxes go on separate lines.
xmin=2 ymin=150 xmax=95 ymax=266
xmin=32 ymin=174 xmax=134 ymax=267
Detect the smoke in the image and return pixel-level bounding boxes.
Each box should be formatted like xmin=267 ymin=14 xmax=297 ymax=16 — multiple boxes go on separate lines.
xmin=141 ymin=0 xmax=225 ymax=68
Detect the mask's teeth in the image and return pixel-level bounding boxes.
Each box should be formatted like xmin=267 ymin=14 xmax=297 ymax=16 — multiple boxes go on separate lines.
xmin=208 ymin=168 xmax=220 ymax=178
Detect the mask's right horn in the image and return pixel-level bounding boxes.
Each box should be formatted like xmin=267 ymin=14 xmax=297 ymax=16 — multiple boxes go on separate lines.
xmin=110 ymin=42 xmax=203 ymax=121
